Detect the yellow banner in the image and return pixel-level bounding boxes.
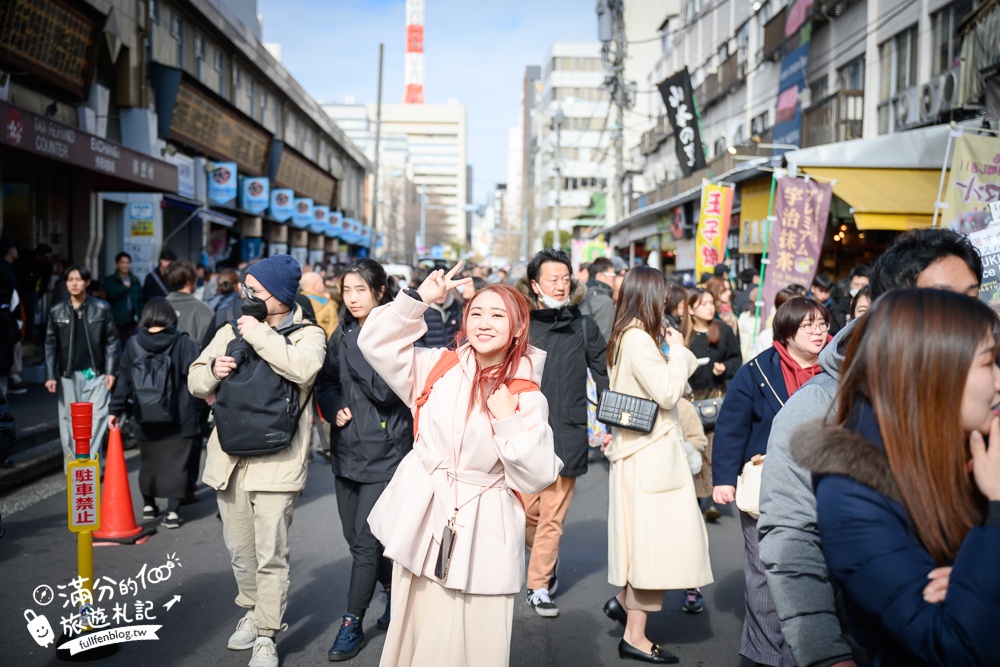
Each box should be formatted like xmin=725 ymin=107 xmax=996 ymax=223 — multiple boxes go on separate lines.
xmin=944 ymin=132 xmax=1000 ymax=234
xmin=739 ymin=178 xmax=772 ymax=254
xmin=696 ymin=183 xmax=734 ymax=280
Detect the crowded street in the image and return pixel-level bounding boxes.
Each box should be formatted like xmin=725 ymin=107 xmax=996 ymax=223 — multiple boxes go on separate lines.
xmin=0 ymin=443 xmax=753 ymax=666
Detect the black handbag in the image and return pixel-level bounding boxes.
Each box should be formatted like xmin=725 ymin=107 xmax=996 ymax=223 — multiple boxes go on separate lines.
xmin=691 ymin=396 xmax=724 ymax=431
xmin=597 ymin=329 xmax=659 ymax=434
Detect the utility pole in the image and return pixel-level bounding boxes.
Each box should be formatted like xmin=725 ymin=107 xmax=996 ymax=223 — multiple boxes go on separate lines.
xmin=598 ymin=1 xmax=629 ymax=226
xmin=553 ymin=108 xmax=564 ymax=249
xmin=419 ymin=183 xmax=427 ymax=263
xmin=370 ymin=43 xmax=384 ymax=259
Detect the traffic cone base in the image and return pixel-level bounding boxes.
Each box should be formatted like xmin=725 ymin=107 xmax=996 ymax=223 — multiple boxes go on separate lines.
xmin=93 ymin=426 xmax=152 ymax=543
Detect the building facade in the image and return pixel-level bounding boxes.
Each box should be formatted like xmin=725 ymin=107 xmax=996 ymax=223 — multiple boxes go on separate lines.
xmin=0 ymin=0 xmax=370 ymax=285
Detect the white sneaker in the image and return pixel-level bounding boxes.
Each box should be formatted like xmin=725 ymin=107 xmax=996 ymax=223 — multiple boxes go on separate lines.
xmin=527 ymin=587 xmax=559 ymax=618
xmin=227 ymin=612 xmax=258 ymax=650
xmin=248 ymin=637 xmax=278 ymax=667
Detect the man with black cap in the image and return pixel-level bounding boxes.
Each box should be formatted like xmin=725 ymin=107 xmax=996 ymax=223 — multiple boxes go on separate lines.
xmin=189 ymin=255 xmax=326 ymax=667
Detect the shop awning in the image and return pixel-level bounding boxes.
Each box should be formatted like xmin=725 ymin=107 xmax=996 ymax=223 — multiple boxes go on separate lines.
xmin=798 ymin=167 xmax=942 ymax=231
xmin=575 ymin=193 xmax=606 ymax=222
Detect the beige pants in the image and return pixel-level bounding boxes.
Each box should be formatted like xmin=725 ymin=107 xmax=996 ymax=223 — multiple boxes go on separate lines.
xmin=217 ymin=464 xmax=299 ymax=636
xmin=523 ymin=474 xmax=577 ymax=590
xmin=380 ymin=563 xmax=515 ymax=667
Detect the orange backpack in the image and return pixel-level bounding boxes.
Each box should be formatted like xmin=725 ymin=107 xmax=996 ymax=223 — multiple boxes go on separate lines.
xmin=413 ymin=350 xmax=539 ymax=438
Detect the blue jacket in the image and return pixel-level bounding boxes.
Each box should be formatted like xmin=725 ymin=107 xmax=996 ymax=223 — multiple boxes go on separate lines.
xmin=712 ymin=347 xmax=788 ymax=487
xmin=793 ymin=403 xmax=1000 ymax=667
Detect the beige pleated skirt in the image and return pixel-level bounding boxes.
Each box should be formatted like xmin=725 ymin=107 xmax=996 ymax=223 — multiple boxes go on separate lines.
xmin=379 ymin=563 xmax=515 ymax=667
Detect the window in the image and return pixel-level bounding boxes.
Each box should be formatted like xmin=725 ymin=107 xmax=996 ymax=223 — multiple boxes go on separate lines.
xmin=170 ymin=12 xmax=183 ymax=67
xmin=194 ymin=33 xmax=205 ymax=78
xmin=215 ymin=49 xmax=226 ymax=96
xmin=808 ymin=76 xmax=828 ymax=106
xmin=878 ymin=25 xmax=917 ymax=102
xmin=660 ymin=23 xmax=671 ymax=56
xmin=233 ymin=64 xmax=241 ymax=90
xmin=149 ymin=0 xmax=160 ymax=23
xmin=932 ymin=0 xmax=975 ymax=76
xmin=260 ymin=89 xmax=268 ymax=122
xmin=713 ymin=136 xmax=728 ymax=157
xmin=837 ymin=56 xmax=865 ymax=90
xmin=247 ymin=78 xmax=255 ymax=117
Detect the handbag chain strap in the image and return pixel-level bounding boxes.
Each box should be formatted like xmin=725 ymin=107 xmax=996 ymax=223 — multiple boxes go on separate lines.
xmin=757 ymin=361 xmax=785 ymax=407
xmin=609 ymin=327 xmax=637 ymax=391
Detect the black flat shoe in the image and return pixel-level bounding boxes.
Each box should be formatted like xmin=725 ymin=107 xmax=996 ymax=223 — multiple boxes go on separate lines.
xmin=603 ymin=596 xmax=627 ymax=626
xmin=618 ymin=639 xmax=679 ymax=664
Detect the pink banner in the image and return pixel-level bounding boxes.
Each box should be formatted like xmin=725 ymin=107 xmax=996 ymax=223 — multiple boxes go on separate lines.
xmin=761 ymin=177 xmax=833 ymax=322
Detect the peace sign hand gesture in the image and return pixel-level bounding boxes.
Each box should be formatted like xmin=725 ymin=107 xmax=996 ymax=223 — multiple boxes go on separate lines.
xmin=416 ymin=261 xmax=473 ymax=304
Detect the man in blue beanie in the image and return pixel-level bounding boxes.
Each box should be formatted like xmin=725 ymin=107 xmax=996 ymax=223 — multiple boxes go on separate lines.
xmin=189 ymin=255 xmax=326 ymax=667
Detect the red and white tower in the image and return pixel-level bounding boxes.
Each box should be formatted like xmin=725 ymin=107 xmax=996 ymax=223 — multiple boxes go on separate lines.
xmin=404 ymin=0 xmax=425 ymax=104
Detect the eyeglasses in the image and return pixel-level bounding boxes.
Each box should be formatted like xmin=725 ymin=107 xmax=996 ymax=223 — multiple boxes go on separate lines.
xmin=799 ymin=321 xmax=830 ymax=333
xmin=242 ymin=284 xmax=270 ymax=300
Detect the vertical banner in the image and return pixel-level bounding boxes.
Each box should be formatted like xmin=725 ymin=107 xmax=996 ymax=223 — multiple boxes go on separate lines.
xmin=695 ymin=183 xmax=735 ymax=280
xmin=292 ymin=198 xmax=314 ymax=229
xmin=657 ymin=68 xmax=706 ymax=177
xmin=761 ymin=177 xmax=833 ymax=321
xmin=312 ymin=205 xmax=330 ymax=233
xmin=240 ymin=176 xmax=270 ymax=214
xmin=773 ymin=43 xmax=810 ymax=151
xmin=208 ymin=162 xmax=238 ymax=205
xmin=269 ymin=188 xmax=295 ymax=221
xmin=739 ymin=179 xmax=773 ymax=254
xmin=944 ymin=132 xmax=1000 ymax=235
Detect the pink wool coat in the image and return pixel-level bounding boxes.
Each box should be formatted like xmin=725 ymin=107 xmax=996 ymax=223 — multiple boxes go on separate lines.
xmin=358 ymin=291 xmax=563 ymax=595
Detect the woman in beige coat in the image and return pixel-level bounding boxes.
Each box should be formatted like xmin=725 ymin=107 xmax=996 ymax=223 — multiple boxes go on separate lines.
xmin=358 ymin=263 xmax=562 ymax=667
xmin=601 ymin=267 xmax=714 ymax=664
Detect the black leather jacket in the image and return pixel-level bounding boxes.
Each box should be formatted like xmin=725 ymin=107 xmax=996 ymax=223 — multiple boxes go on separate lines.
xmin=45 ymin=297 xmax=119 ymax=380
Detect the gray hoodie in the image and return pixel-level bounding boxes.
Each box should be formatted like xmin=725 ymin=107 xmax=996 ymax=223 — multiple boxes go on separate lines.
xmin=757 ymin=318 xmax=865 ymax=667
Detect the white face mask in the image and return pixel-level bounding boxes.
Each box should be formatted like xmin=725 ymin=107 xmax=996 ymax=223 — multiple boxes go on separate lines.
xmin=849 ymin=288 xmax=859 ymax=297
xmin=537 ymin=291 xmax=569 ymax=309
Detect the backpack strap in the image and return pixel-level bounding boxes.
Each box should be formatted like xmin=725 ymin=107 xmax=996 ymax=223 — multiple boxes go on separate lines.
xmin=506 ymin=379 xmax=539 ymax=395
xmin=413 ymin=350 xmax=460 ymax=438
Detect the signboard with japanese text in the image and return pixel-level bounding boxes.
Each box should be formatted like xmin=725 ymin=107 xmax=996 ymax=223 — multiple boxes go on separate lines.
xmin=128 ymin=202 xmax=154 ymax=238
xmin=270 ymin=188 xmax=295 ymax=221
xmin=0 ymin=101 xmax=178 ymax=193
xmin=168 ymin=81 xmax=271 ymax=175
xmin=240 ymin=177 xmax=269 ymax=214
xmin=0 ymin=0 xmax=104 ymax=99
xmin=275 ymin=145 xmax=336 ymax=205
xmin=966 ymin=223 xmax=1000 ymax=314
xmin=208 ymin=162 xmax=238 ymax=206
xmin=67 ymin=459 xmax=101 ymax=532
xmin=761 ymin=177 xmax=833 ymax=321
xmin=944 ymin=132 xmax=1000 ymax=235
xmin=657 ymin=68 xmax=706 ymax=177
xmin=739 ymin=178 xmax=773 ymax=254
xmin=695 ymin=183 xmax=734 ymax=280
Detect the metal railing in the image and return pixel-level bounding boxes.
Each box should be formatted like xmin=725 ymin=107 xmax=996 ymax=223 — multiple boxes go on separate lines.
xmin=801 ymin=90 xmax=864 ymax=148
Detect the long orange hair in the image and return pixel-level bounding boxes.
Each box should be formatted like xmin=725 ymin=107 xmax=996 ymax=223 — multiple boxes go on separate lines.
xmin=837 ymin=288 xmax=997 ymax=565
xmin=457 ymin=284 xmax=533 ymax=414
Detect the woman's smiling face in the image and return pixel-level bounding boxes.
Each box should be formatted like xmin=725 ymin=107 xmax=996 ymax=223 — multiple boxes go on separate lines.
xmin=465 ymin=290 xmax=514 ymax=365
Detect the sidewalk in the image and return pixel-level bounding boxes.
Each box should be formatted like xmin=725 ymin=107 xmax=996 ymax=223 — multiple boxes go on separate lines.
xmin=1 ymin=381 xmax=63 ymax=493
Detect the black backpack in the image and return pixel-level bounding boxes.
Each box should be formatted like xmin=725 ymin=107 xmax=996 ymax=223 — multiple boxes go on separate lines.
xmin=214 ymin=322 xmax=318 ymax=456
xmin=129 ymin=338 xmax=179 ymax=424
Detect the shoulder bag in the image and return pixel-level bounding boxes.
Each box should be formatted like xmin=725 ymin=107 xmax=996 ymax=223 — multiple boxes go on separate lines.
xmin=597 ymin=328 xmax=659 ymax=434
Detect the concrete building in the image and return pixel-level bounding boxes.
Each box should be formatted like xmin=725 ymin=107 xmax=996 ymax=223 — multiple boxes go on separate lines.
xmin=532 ymin=42 xmax=613 ymax=250
xmin=371 ymin=103 xmax=469 ymax=248
xmin=605 ymin=0 xmax=998 ymax=277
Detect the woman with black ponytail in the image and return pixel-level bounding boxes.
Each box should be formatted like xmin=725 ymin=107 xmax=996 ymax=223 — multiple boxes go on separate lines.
xmin=316 ymin=258 xmax=411 ymax=661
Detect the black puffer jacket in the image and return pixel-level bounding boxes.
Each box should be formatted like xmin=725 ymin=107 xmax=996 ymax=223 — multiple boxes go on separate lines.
xmin=316 ymin=316 xmax=414 ymax=483
xmin=109 ymin=326 xmax=201 ymax=441
xmin=516 ymin=278 xmax=609 ymax=477
xmin=45 ymin=296 xmax=119 ymax=380
xmin=415 ymin=293 xmax=463 ymax=349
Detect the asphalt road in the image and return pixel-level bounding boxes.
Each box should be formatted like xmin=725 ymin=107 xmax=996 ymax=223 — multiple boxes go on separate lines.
xmin=0 ymin=452 xmax=753 ymax=667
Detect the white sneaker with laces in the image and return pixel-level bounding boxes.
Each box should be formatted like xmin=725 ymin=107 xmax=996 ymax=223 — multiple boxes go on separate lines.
xmin=227 ymin=612 xmax=258 ymax=650
xmin=527 ymin=587 xmax=559 ymax=618
xmin=248 ymin=637 xmax=278 ymax=667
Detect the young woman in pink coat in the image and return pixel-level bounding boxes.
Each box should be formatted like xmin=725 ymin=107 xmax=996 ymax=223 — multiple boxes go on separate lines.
xmin=358 ymin=262 xmax=562 ymax=667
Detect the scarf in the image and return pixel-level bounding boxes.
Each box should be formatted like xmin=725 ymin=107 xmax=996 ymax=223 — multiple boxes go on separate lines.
xmin=773 ymin=340 xmax=826 ymax=396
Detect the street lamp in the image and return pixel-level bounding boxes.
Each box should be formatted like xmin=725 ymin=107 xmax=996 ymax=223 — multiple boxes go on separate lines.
xmin=549 ymin=97 xmax=575 ymax=249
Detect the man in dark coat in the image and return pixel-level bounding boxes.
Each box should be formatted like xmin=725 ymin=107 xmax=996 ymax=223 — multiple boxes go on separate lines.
xmin=516 ymin=248 xmax=609 ymax=618
xmin=104 ymin=251 xmax=144 ymax=345
xmin=414 ymin=289 xmax=462 ymax=349
xmin=142 ymin=248 xmax=176 ymax=302
xmin=579 ymin=256 xmax=616 ymax=342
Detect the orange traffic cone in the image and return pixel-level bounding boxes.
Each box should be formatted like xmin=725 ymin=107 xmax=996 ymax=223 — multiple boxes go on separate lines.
xmin=93 ymin=426 xmax=156 ymax=544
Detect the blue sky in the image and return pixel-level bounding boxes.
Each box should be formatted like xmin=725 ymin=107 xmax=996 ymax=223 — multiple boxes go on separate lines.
xmin=258 ymin=0 xmax=596 ymax=203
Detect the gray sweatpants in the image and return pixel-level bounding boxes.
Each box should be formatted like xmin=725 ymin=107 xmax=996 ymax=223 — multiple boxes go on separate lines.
xmin=58 ymin=371 xmax=111 ymax=471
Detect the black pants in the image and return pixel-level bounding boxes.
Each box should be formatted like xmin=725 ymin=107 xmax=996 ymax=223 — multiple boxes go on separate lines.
xmin=335 ymin=476 xmax=392 ymax=617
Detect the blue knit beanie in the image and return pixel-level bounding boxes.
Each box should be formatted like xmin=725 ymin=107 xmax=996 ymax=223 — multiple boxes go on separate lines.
xmin=246 ymin=255 xmax=301 ymax=307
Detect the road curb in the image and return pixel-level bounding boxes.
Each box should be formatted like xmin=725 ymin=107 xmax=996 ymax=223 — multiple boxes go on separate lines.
xmin=0 ymin=438 xmax=64 ymax=494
